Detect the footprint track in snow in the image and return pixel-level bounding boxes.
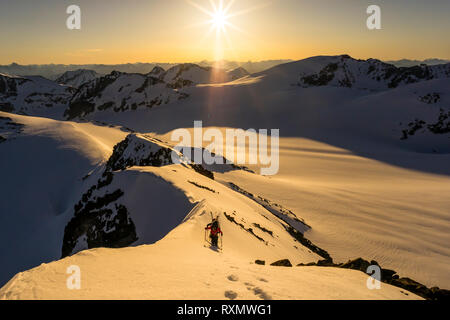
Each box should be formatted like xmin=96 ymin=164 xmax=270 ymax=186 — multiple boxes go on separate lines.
xmin=252 ymin=287 xmax=272 ymax=300
xmin=224 ymin=290 xmax=238 ymax=300
xmin=227 ymin=274 xmax=239 ymax=282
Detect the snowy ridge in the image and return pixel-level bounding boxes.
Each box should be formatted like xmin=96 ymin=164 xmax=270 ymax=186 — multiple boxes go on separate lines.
xmin=0 ymin=73 xmax=74 ymax=117
xmin=163 ymin=63 xmax=233 ymax=88
xmin=64 ymin=64 xmax=246 ymax=120
xmin=61 ymin=132 xmax=323 ymax=262
xmin=55 ymin=69 xmax=101 ymax=88
xmin=228 ymin=67 xmax=250 ymax=80
xmin=258 ymin=55 xmax=450 ymax=91
xmin=64 ymin=71 xmax=189 ymax=119
xmin=105 ymin=133 xmax=184 ymax=171
xmin=298 ymin=55 xmax=450 ymax=90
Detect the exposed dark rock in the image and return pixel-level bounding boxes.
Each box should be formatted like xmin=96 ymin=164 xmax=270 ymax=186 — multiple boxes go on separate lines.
xmin=228 ymin=182 xmax=310 ymax=229
xmin=65 ymin=100 xmax=95 ymax=119
xmin=428 ymin=108 xmax=450 ymax=134
xmin=188 ymin=181 xmax=216 ymax=193
xmin=296 ymin=257 xmax=449 ymax=300
xmin=190 ymin=163 xmax=214 ymax=180
xmin=106 ymin=134 xmax=174 ymax=172
xmin=224 ymin=212 xmax=267 ymax=244
xmin=0 ymin=102 xmax=14 ymax=112
xmin=253 ymin=223 xmax=273 ymax=236
xmin=255 ymin=260 xmax=265 ymax=265
xmin=296 ymin=262 xmax=317 ymax=266
xmin=284 ymin=225 xmax=332 ymax=262
xmin=401 ymin=108 xmax=450 ymax=139
xmin=340 ymin=257 xmax=371 ymax=272
xmin=135 ymin=76 xmax=163 ymax=93
xmin=301 ymin=63 xmax=338 ymax=87
xmin=270 ymin=259 xmax=292 ymax=267
xmin=419 ymin=92 xmax=440 ymax=104
xmin=97 ymin=101 xmax=114 ymax=111
xmin=65 ymin=72 xmax=119 ymax=119
xmin=62 ymin=187 xmax=138 ymax=258
xmin=167 ymin=78 xmax=194 ymax=89
xmin=316 ymin=259 xmax=337 ymax=267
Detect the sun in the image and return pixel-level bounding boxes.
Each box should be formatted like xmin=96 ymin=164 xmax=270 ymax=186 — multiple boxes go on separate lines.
xmin=187 ymin=0 xmax=266 ymax=60
xmin=211 ymin=9 xmax=227 ymax=31
xmin=187 ymin=0 xmax=238 ymax=35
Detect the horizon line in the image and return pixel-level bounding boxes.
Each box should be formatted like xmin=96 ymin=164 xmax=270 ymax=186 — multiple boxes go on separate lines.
xmin=1 ymin=56 xmax=450 ymax=67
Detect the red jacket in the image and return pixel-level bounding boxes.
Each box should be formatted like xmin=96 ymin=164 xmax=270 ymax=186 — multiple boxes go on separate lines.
xmin=205 ymin=225 xmax=223 ymax=236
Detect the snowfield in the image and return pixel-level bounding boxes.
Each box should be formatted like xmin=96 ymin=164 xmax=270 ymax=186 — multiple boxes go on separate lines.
xmin=0 ymin=198 xmax=421 ymax=300
xmin=0 ymin=55 xmax=449 ymax=299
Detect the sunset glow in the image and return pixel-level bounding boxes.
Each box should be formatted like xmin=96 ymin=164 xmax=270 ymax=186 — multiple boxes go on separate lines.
xmin=0 ymin=0 xmax=449 ymax=64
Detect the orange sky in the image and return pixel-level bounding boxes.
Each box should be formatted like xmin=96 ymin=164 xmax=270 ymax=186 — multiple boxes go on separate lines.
xmin=0 ymin=0 xmax=449 ymax=64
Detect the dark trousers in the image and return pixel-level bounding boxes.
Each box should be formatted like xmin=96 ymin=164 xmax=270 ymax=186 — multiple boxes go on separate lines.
xmin=211 ymin=235 xmax=218 ymax=247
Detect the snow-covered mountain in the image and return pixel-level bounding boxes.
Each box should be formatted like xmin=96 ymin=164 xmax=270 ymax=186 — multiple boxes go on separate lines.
xmin=258 ymin=55 xmax=450 ymax=91
xmin=162 ymin=63 xmax=232 ymax=87
xmin=64 ymin=64 xmax=242 ymax=120
xmin=64 ymin=70 xmax=189 ymax=120
xmin=0 ymin=73 xmax=74 ymax=117
xmin=0 ymin=60 xmax=287 ymax=80
xmin=5 ymin=56 xmax=448 ymax=122
xmin=228 ymin=67 xmax=250 ymax=80
xmin=55 ymin=69 xmax=101 ymax=88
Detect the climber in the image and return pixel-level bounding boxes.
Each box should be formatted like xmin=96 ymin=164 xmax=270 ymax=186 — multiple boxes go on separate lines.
xmin=205 ymin=218 xmax=223 ymax=248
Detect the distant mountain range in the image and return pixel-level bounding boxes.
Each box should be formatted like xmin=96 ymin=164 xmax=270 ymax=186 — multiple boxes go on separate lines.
xmin=2 ymin=55 xmax=450 ymax=121
xmin=385 ymin=59 xmax=450 ymax=68
xmin=0 ymin=59 xmax=449 ymax=81
xmin=0 ymin=60 xmax=292 ymax=80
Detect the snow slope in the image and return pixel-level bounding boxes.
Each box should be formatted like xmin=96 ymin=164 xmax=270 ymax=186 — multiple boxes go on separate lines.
xmin=59 ymin=133 xmax=321 ymax=262
xmin=0 ymin=121 xmax=423 ymax=299
xmin=0 ymin=219 xmax=421 ymax=300
xmin=151 ymin=121 xmax=450 ymax=289
xmin=0 ymin=111 xmax=127 ymax=287
xmin=212 ymin=135 xmax=450 ymax=288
